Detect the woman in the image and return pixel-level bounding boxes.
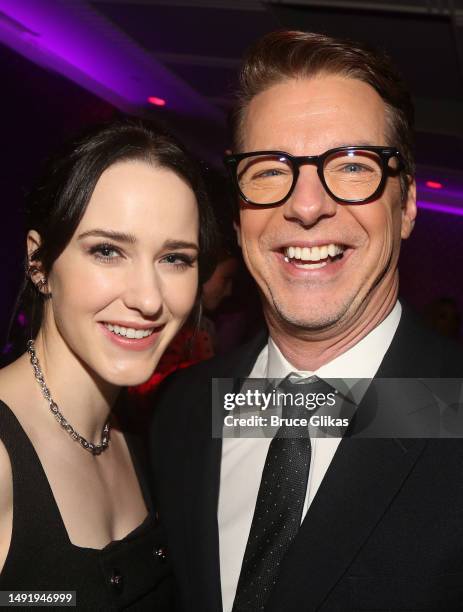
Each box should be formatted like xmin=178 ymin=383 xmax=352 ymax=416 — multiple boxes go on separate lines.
xmin=0 ymin=120 xmax=216 ymax=609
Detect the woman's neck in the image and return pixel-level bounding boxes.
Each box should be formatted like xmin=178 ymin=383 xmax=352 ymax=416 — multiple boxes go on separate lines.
xmin=30 ymin=329 xmax=119 ymax=443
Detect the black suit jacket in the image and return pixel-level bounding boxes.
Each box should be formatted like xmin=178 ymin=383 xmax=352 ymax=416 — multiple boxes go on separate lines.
xmin=150 ymin=307 xmax=463 ymax=611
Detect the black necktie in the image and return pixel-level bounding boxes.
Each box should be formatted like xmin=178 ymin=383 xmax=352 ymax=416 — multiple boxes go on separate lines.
xmin=232 ymin=376 xmax=331 ymax=611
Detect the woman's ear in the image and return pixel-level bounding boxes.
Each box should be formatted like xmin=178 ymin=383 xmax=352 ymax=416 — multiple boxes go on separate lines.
xmin=26 ymin=230 xmax=49 ymax=294
xmin=27 ymin=230 xmax=41 ymax=261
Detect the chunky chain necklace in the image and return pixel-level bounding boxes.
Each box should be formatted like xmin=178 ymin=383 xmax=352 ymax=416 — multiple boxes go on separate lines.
xmin=27 ymin=340 xmax=111 ymax=455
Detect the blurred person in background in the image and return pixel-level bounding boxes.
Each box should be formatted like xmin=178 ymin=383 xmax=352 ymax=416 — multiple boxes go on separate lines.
xmin=424 ymin=296 xmax=461 ymax=340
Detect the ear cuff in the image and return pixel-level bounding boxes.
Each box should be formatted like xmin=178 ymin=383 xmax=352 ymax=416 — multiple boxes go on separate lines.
xmin=27 ymin=264 xmax=49 ymax=294
xmin=35 ymin=277 xmax=48 ymax=291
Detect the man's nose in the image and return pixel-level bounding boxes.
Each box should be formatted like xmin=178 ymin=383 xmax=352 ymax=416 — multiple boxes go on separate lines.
xmin=283 ymin=165 xmax=337 ymax=227
xmin=123 ymin=263 xmax=163 ymax=318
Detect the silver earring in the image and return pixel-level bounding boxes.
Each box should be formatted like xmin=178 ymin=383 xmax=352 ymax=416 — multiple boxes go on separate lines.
xmin=27 ymin=264 xmax=49 ymax=295
xmin=26 ymin=264 xmax=39 ymax=278
xmin=35 ymin=277 xmax=48 ymax=291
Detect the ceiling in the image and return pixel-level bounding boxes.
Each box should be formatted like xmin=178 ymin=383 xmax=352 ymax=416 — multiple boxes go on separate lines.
xmin=0 ymin=0 xmax=462 ymax=193
xmin=87 ymin=0 xmax=463 ymax=167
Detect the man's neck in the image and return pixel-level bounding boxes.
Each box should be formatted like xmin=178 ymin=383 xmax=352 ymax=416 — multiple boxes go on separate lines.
xmin=266 ymin=283 xmax=398 ymax=372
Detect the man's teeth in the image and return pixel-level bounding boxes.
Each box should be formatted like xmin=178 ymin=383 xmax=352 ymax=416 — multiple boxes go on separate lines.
xmin=284 ymin=243 xmax=344 ymax=262
xmin=104 ymin=323 xmax=154 ymax=339
xmin=282 ymin=243 xmax=345 ymax=269
xmin=285 ymin=244 xmax=344 ymax=261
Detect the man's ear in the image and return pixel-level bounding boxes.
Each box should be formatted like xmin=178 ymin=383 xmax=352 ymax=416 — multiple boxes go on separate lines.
xmin=233 ymin=220 xmax=242 ymax=248
xmin=401 ymin=177 xmax=417 ymax=239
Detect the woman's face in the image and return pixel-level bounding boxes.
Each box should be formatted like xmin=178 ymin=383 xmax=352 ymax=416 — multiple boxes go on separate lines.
xmin=38 ymin=160 xmax=199 ymax=386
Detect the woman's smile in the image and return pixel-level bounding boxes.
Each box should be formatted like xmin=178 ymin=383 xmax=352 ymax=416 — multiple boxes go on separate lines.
xmin=99 ymin=321 xmax=166 ymax=352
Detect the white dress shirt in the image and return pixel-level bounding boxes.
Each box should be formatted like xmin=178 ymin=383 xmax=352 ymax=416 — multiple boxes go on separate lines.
xmin=218 ymin=302 xmax=402 ymax=612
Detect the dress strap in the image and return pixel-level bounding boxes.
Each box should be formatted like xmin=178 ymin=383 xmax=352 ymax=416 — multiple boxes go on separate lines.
xmin=0 ymin=400 xmax=69 ymax=575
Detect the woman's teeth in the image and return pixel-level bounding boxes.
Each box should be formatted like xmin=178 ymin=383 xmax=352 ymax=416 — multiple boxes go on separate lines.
xmin=283 ymin=243 xmax=345 ymax=269
xmin=104 ymin=323 xmax=154 ymax=339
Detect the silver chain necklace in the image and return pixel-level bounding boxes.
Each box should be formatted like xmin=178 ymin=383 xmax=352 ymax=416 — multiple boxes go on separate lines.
xmin=27 ymin=340 xmax=111 ymax=456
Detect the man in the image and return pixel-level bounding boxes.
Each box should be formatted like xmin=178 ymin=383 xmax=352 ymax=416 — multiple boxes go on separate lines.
xmin=151 ymin=31 xmax=463 ymax=611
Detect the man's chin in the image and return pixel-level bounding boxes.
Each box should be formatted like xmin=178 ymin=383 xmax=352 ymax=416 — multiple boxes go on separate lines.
xmin=268 ymin=295 xmax=354 ymax=333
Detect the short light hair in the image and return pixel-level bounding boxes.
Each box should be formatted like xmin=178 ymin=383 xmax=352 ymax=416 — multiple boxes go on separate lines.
xmin=230 ymin=30 xmax=415 ymax=199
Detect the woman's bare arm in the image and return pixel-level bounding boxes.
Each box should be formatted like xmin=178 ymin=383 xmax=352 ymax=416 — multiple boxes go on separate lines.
xmin=0 ymin=439 xmax=13 ymax=574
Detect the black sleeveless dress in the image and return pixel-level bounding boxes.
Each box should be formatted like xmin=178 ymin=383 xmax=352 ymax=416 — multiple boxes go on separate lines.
xmin=0 ymin=400 xmax=174 ymax=611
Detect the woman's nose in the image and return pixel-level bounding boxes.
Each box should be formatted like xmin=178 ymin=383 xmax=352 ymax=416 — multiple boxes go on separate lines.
xmin=123 ymin=264 xmax=163 ymax=318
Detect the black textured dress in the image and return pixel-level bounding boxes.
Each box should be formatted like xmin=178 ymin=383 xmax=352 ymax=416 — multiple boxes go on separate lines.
xmin=0 ymin=400 xmax=174 ymax=611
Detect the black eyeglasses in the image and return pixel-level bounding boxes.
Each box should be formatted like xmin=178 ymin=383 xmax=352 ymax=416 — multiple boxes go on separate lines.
xmin=224 ymin=146 xmax=404 ymax=207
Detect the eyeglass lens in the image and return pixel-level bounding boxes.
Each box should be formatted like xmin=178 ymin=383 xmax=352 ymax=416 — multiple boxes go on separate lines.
xmin=236 ymin=150 xmax=386 ymax=204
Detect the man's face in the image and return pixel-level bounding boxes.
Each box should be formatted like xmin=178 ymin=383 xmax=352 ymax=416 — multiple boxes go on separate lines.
xmin=237 ymin=74 xmax=416 ymax=332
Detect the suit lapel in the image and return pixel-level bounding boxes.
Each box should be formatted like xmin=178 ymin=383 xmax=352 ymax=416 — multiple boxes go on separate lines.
xmin=266 ymin=306 xmax=433 ymax=611
xmin=266 ymin=436 xmax=426 ymax=611
xmin=184 ymin=332 xmax=267 ymax=612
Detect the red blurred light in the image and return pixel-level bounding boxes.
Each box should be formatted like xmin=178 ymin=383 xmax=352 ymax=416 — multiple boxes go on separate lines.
xmin=147 ymin=96 xmax=166 ymax=106
xmin=425 ymin=180 xmax=443 ymax=189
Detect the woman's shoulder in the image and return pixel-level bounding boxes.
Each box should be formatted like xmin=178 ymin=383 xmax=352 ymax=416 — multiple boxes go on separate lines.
xmin=0 ymin=395 xmax=17 ymax=540
xmin=0 ymin=358 xmax=36 ymax=480
xmin=0 ymin=434 xmax=13 ymax=495
xmin=0 ymin=412 xmax=14 ymax=574
xmin=0 ymin=355 xmax=26 ymax=483
xmin=0 ymin=354 xmax=22 ymax=438
xmin=0 ymin=352 xmax=24 ymax=392
xmin=0 ymin=353 xmax=35 ymax=421
xmin=0 ymin=435 xmax=13 ymax=494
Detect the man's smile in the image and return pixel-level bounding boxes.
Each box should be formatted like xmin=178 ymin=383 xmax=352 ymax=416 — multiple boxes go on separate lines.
xmin=272 ymin=245 xmax=354 ymax=278
xmin=282 ymin=242 xmax=345 ymax=269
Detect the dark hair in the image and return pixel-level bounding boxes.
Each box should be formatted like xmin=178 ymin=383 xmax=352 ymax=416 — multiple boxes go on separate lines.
xmin=230 ymin=30 xmax=415 ymax=199
xmin=201 ymin=167 xmax=241 ymax=255
xmin=16 ymin=119 xmax=217 ymax=337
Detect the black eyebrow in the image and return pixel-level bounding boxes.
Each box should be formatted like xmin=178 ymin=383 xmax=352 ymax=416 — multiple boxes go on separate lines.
xmin=162 ymin=240 xmax=199 ymax=252
xmin=77 ymin=230 xmax=198 ymax=251
xmin=77 ymin=229 xmax=136 ymax=243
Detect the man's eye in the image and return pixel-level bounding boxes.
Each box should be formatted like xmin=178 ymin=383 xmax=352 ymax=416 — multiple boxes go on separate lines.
xmin=343 ymin=164 xmax=364 ymax=173
xmin=251 ymin=167 xmax=290 ymax=181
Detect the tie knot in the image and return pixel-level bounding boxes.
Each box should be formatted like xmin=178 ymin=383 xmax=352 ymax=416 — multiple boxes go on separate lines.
xmin=279 ymin=373 xmax=331 ymax=393
xmin=276 ymin=375 xmax=338 ymax=430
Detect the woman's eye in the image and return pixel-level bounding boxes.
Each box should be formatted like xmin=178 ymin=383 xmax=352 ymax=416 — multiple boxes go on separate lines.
xmin=90 ymin=243 xmax=121 ymax=262
xmin=161 ymin=253 xmax=196 ymax=269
